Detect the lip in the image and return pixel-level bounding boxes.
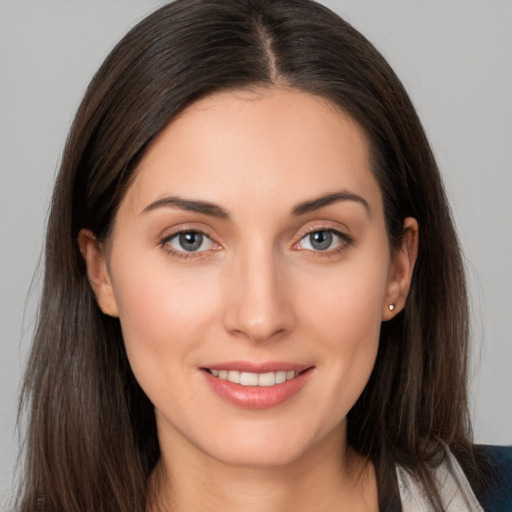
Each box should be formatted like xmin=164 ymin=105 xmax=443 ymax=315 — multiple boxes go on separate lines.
xmin=201 ymin=362 xmax=314 ymax=409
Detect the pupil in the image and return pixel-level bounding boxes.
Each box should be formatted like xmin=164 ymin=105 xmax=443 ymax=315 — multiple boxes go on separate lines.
xmin=179 ymin=232 xmax=203 ymax=251
xmin=310 ymin=231 xmax=332 ymax=250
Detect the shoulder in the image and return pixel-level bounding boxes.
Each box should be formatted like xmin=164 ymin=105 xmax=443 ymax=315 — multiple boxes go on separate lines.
xmin=473 ymin=445 xmax=512 ymax=512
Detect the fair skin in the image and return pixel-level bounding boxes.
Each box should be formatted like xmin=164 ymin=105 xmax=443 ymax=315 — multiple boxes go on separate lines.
xmin=80 ymin=88 xmax=418 ymax=512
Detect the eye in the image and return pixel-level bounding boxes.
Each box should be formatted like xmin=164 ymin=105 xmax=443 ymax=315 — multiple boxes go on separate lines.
xmin=162 ymin=231 xmax=216 ymax=254
xmin=296 ymin=229 xmax=351 ymax=252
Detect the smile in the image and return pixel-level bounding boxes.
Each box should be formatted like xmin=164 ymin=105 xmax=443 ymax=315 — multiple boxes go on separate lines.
xmin=206 ymin=369 xmax=299 ymax=387
xmin=202 ymin=363 xmax=314 ymax=409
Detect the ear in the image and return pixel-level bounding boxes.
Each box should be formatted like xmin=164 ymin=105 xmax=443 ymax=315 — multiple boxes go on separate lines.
xmin=78 ymin=229 xmax=119 ymax=317
xmin=382 ymin=217 xmax=419 ymax=321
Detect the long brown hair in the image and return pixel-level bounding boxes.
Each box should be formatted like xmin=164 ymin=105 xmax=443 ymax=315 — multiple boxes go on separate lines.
xmin=17 ymin=1 xmax=481 ymax=510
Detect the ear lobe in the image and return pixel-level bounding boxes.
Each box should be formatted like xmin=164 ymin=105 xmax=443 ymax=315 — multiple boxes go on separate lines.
xmin=78 ymin=229 xmax=119 ymax=317
xmin=382 ymin=217 xmax=419 ymax=321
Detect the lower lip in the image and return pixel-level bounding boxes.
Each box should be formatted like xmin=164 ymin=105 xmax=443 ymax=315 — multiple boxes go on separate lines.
xmin=202 ymin=368 xmax=313 ymax=409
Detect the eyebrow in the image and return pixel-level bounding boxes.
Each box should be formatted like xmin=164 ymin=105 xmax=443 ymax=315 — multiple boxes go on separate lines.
xmin=142 ymin=190 xmax=370 ymax=219
xmin=143 ymin=196 xmax=230 ymax=219
xmin=292 ymin=190 xmax=370 ymax=216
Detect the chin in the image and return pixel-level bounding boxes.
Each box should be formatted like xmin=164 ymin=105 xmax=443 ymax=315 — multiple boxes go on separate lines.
xmin=205 ymin=440 xmax=313 ymax=469
xmin=189 ymin=416 xmax=346 ymax=471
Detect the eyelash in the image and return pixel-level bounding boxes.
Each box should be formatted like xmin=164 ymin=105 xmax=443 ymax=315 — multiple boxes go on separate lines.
xmin=160 ymin=229 xmax=218 ymax=260
xmin=294 ymin=227 xmax=354 ymax=257
xmin=159 ymin=227 xmax=353 ymax=260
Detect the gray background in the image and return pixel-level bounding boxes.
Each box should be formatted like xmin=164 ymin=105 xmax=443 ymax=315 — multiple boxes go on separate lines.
xmin=1 ymin=0 xmax=511 ymax=505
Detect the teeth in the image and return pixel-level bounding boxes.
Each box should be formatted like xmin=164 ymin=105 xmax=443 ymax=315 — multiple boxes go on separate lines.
xmin=240 ymin=372 xmax=259 ymax=386
xmin=257 ymin=372 xmax=275 ymax=387
xmin=209 ymin=369 xmax=299 ymax=386
xmin=275 ymin=370 xmax=287 ymax=384
xmin=227 ymin=370 xmax=240 ymax=383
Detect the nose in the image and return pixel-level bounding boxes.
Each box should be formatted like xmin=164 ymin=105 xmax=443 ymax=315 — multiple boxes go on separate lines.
xmin=222 ymin=244 xmax=296 ymax=343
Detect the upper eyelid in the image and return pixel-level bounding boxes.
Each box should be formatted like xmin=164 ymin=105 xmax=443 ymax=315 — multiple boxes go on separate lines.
xmin=298 ymin=228 xmax=352 ymax=244
xmin=161 ymin=227 xmax=209 ymax=240
xmin=159 ymin=224 xmax=217 ymax=242
xmin=295 ymin=222 xmax=352 ymax=240
xmin=300 ymin=226 xmax=347 ymax=236
xmin=157 ymin=222 xmax=352 ymax=247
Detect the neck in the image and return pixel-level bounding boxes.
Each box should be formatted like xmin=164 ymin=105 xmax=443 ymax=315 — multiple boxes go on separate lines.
xmin=147 ymin=424 xmax=378 ymax=512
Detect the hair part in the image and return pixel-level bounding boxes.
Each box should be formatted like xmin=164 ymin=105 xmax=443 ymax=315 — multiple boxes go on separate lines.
xmin=17 ymin=1 xmax=481 ymax=510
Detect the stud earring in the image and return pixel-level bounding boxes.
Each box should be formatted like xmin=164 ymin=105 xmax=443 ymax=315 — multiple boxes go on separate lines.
xmin=388 ymin=303 xmax=396 ymax=311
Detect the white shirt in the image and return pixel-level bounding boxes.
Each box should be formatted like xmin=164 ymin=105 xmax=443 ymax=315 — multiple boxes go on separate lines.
xmin=396 ymin=448 xmax=484 ymax=511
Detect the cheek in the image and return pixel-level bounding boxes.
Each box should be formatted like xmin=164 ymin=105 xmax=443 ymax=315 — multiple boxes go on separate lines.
xmin=300 ymin=253 xmax=389 ymax=341
xmin=295 ymin=254 xmax=388 ymax=411
xmin=109 ymin=255 xmax=221 ymax=380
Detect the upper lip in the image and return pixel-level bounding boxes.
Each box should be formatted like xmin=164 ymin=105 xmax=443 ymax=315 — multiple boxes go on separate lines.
xmin=201 ymin=361 xmax=313 ymax=373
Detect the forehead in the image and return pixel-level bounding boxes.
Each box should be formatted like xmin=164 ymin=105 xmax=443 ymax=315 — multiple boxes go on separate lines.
xmin=122 ymin=87 xmax=382 ymax=217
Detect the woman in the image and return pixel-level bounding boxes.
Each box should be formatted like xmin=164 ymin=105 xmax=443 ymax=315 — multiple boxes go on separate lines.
xmin=15 ymin=0 xmax=511 ymax=511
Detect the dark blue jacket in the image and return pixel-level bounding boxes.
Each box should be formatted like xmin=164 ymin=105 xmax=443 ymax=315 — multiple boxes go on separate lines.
xmin=475 ymin=445 xmax=512 ymax=511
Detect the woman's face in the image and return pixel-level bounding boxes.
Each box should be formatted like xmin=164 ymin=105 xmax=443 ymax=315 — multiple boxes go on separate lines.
xmin=83 ymin=88 xmax=416 ymax=468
